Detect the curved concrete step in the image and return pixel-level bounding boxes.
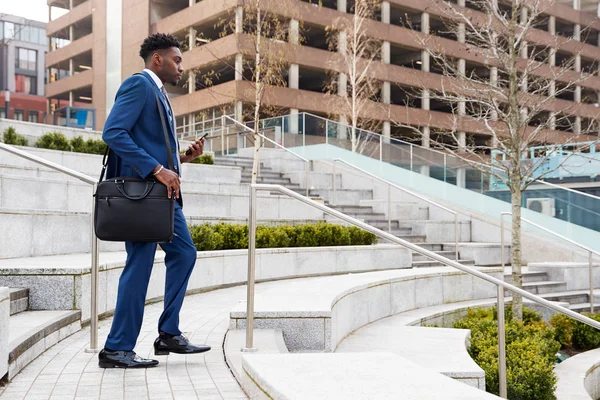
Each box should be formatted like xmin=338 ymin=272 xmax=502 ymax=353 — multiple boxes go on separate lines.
xmin=9 ymin=288 xmax=28 ymax=316
xmin=8 ymin=310 xmax=81 ymax=380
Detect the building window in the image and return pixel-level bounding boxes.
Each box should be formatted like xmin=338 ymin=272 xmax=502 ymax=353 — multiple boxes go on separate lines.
xmin=15 ymin=48 xmax=37 ymax=71
xmin=3 ymin=22 xmax=14 ymax=40
xmin=28 ymin=111 xmax=38 ymax=123
xmin=0 ymin=109 xmax=5 ymax=119
xmin=15 ymin=75 xmax=37 ymax=95
xmin=14 ymin=110 xmax=24 ymax=121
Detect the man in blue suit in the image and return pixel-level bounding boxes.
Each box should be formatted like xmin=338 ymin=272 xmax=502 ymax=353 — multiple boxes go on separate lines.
xmin=99 ymin=33 xmax=210 ymax=369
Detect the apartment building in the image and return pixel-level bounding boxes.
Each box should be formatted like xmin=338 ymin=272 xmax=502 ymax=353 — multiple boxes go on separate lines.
xmin=46 ymin=0 xmax=600 ymax=146
xmin=0 ymin=14 xmax=48 ymax=122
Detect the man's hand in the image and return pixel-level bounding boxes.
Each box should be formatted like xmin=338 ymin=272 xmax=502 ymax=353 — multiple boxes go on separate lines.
xmin=180 ymin=137 xmax=205 ymax=163
xmin=153 ymin=165 xmax=181 ymax=199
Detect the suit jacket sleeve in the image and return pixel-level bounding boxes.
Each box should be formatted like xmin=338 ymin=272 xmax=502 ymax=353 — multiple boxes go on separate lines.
xmin=102 ymin=75 xmax=159 ymax=178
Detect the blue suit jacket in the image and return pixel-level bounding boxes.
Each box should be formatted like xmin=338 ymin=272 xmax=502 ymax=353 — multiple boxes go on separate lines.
xmin=102 ymin=71 xmax=179 ymax=180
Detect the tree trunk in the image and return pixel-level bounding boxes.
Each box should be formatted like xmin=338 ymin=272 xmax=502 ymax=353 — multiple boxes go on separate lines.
xmin=510 ymin=185 xmax=523 ymax=321
xmin=251 ymin=4 xmax=262 ymax=186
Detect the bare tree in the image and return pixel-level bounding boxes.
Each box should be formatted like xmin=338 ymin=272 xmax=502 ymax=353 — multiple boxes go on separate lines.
xmin=184 ymin=0 xmax=302 ymax=184
xmin=325 ymin=0 xmax=382 ymax=152
xmin=392 ymin=0 xmax=600 ymax=320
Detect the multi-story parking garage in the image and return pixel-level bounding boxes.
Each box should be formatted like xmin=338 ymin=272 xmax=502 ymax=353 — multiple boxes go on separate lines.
xmin=46 ymin=0 xmax=600 ymax=146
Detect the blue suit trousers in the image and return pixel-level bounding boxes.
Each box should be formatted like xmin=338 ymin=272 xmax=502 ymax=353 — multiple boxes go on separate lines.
xmin=105 ymin=202 xmax=197 ymax=351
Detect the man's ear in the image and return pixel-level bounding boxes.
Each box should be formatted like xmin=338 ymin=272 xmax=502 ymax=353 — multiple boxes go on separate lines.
xmin=152 ymin=52 xmax=162 ymax=66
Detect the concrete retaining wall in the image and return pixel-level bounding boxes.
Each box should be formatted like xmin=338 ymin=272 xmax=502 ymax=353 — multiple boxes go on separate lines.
xmin=0 ymin=245 xmax=411 ymax=322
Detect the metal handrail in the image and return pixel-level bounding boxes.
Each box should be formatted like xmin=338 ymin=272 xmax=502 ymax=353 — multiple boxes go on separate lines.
xmin=222 ymin=115 xmax=312 ymax=196
xmin=537 ymin=179 xmax=600 ymax=201
xmin=330 ymin=158 xmax=460 ymax=261
xmin=243 ymin=183 xmax=600 ymax=399
xmin=0 ymin=142 xmax=100 ymax=352
xmin=501 ymin=212 xmax=599 ymax=313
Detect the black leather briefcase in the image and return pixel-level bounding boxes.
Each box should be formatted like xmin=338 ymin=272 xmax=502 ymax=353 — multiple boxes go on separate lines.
xmin=93 ymin=87 xmax=176 ymax=242
xmin=94 ymin=177 xmax=175 ymax=242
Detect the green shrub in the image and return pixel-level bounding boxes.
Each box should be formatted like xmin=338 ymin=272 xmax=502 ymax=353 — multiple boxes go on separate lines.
xmin=549 ymin=314 xmax=574 ymax=349
xmin=35 ymin=132 xmax=71 ymax=151
xmin=2 ymin=127 xmax=28 ymax=146
xmin=190 ymin=153 xmax=214 ymax=164
xmin=188 ymin=222 xmax=376 ymax=251
xmin=69 ymin=136 xmax=107 ymax=155
xmin=454 ymin=306 xmax=559 ymax=399
xmin=572 ymin=313 xmax=600 ymax=350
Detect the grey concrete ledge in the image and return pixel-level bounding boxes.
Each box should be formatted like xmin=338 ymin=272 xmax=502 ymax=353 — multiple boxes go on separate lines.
xmin=241 ymin=352 xmax=500 ymax=400
xmin=555 ymin=348 xmax=600 ymax=400
xmin=0 ymin=244 xmax=411 ymax=322
xmin=230 ymin=267 xmax=502 ymax=352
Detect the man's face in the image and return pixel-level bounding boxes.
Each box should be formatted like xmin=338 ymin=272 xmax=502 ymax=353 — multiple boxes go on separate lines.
xmin=157 ymin=47 xmax=184 ymax=86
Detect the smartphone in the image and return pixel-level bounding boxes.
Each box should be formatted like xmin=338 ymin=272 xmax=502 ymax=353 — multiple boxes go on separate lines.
xmin=185 ymin=132 xmax=209 ymax=155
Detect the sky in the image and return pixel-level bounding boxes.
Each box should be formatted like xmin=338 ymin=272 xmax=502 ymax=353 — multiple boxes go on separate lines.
xmin=0 ymin=0 xmax=67 ymax=23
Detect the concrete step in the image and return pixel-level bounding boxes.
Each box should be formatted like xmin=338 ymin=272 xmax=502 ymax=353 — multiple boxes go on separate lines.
xmin=328 ymin=205 xmax=375 ymax=214
xmin=413 ymin=250 xmax=458 ymax=262
xmin=327 ymin=213 xmax=388 ymax=222
xmin=214 ymin=156 xmax=255 ymax=165
xmin=507 ymin=281 xmax=568 ymax=295
xmin=411 ymin=259 xmax=476 ymax=268
xmin=241 ymin=177 xmax=295 ymax=185
xmin=0 ymin=208 xmax=124 ymax=259
xmin=569 ymin=303 xmax=597 ymax=313
xmin=504 ymin=271 xmax=548 ymax=284
xmin=9 ymin=288 xmax=28 ymax=316
xmin=540 ymin=290 xmax=591 ymax=305
xmin=378 ymin=234 xmax=427 ymax=243
xmin=310 ymin=189 xmax=375 ymax=205
xmin=365 ymin=218 xmax=410 ymax=231
xmin=242 ymin=171 xmax=283 ymax=179
xmin=8 ymin=310 xmax=81 ymax=379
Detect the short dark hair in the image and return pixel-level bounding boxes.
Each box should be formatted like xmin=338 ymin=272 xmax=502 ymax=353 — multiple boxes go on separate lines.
xmin=139 ymin=33 xmax=180 ymax=62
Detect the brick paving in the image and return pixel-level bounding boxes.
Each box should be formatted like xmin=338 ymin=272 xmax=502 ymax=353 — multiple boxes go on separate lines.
xmin=0 ymin=286 xmax=249 ymax=400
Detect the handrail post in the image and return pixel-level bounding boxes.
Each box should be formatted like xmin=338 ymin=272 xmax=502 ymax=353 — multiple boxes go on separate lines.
xmin=242 ymin=185 xmax=258 ymax=352
xmin=590 ymin=251 xmax=594 ymax=313
xmin=410 ymin=144 xmax=413 ymax=171
xmin=501 ymin=214 xmax=506 ymax=270
xmin=380 ymin=135 xmax=383 ymax=162
xmin=303 ymin=113 xmax=306 ymax=148
xmin=86 ymin=182 xmax=100 ymax=353
xmin=388 ymin=184 xmax=392 ymax=233
xmin=333 ymin=160 xmax=337 ymax=205
xmin=325 ymin=120 xmax=329 ymax=145
xmin=498 ymin=285 xmax=508 ymax=399
xmin=306 ymin=161 xmax=310 ymax=197
xmin=454 ymin=213 xmax=459 ymax=261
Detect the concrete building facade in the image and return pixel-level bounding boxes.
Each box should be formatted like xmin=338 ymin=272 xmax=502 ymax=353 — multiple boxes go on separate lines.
xmin=46 ymin=0 xmax=600 ymax=145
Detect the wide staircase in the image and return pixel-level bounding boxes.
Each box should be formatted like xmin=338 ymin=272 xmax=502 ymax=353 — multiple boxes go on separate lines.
xmin=215 ymin=153 xmax=598 ymax=312
xmin=0 ymin=122 xmax=598 ymax=398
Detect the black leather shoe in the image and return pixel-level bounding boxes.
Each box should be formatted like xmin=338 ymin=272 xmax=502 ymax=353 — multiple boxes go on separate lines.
xmin=98 ymin=349 xmax=159 ymax=368
xmin=154 ymin=334 xmax=211 ymax=355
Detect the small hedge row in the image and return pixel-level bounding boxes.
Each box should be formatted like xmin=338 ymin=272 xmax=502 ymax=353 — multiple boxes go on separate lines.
xmin=35 ymin=132 xmax=107 ymax=154
xmin=188 ymin=222 xmax=377 ymax=251
xmin=2 ymin=127 xmax=28 ymax=146
xmin=454 ymin=307 xmax=559 ymax=400
xmin=188 ymin=153 xmax=214 ymax=164
xmin=549 ymin=312 xmax=600 ymax=351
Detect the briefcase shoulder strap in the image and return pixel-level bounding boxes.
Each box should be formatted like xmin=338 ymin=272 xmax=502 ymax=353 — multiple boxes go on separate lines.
xmin=98 ymin=72 xmax=176 ymax=184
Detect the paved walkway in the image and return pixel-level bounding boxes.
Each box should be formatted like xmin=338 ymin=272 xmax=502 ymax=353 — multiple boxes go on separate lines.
xmin=0 ymin=286 xmax=250 ymax=400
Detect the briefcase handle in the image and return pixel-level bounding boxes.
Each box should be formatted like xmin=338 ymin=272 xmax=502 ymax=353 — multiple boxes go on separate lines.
xmin=115 ymin=179 xmax=156 ymax=200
